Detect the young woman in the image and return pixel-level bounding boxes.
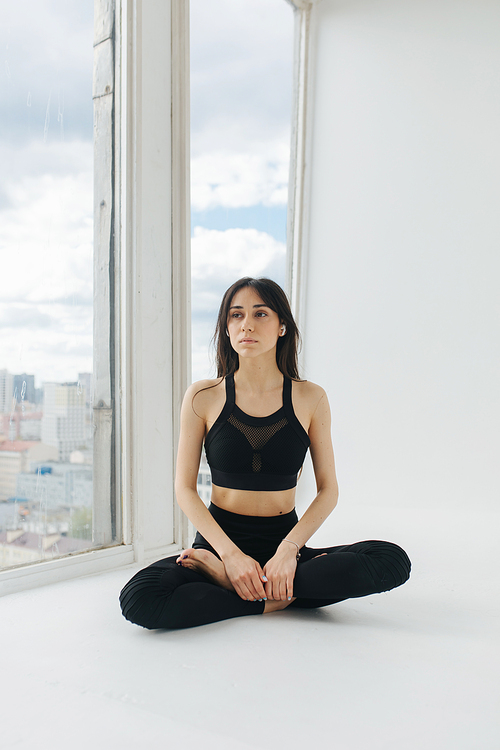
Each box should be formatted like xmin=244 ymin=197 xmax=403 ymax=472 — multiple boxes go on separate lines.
xmin=120 ymin=277 xmax=411 ymax=629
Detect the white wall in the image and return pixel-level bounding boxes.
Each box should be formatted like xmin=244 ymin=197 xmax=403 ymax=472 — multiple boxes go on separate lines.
xmin=299 ymin=0 xmax=500 ymax=512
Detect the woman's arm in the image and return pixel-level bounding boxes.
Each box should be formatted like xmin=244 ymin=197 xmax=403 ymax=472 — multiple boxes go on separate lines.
xmin=262 ymin=388 xmax=339 ymax=601
xmin=175 ymin=383 xmax=268 ymax=601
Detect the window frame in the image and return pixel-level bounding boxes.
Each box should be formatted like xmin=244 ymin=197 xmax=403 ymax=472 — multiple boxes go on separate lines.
xmin=285 ymin=1 xmax=314 ymax=332
xmin=0 ymin=0 xmax=191 ymax=595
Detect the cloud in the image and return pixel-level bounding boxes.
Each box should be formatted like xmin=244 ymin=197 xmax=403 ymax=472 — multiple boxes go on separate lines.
xmin=192 ymin=226 xmax=286 ymax=285
xmin=190 ymin=226 xmax=287 ymax=380
xmin=1 ymin=326 xmax=92 ymax=386
xmin=190 ymin=0 xmax=295 ymax=155
xmin=0 ymin=139 xmax=93 ymax=383
xmin=191 ymin=145 xmax=290 ymax=211
xmin=0 ymin=139 xmax=93 ymax=189
xmin=0 ymin=305 xmax=53 ymax=329
xmin=0 ymin=151 xmax=93 ymax=305
xmin=0 ymin=300 xmax=93 ymax=382
xmin=189 ymin=0 xmax=294 ymax=213
xmin=1 ymin=0 xmax=93 ymax=145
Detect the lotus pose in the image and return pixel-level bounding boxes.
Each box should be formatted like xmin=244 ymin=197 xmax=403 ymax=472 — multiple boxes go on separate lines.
xmin=120 ymin=277 xmax=411 ymax=629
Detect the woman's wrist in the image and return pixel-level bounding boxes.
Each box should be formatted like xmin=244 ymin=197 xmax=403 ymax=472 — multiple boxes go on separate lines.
xmin=279 ymin=539 xmax=301 ymax=559
xmin=219 ymin=545 xmax=245 ymax=563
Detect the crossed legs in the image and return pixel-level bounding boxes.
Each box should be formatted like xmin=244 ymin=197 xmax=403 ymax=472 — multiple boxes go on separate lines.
xmin=119 ymin=539 xmax=411 ymax=629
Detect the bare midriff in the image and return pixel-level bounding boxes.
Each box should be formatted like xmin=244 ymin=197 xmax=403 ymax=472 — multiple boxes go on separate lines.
xmin=210 ymin=485 xmax=296 ymax=517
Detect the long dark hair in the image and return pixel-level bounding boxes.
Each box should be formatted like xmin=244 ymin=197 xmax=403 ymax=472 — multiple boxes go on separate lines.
xmin=213 ymin=277 xmax=302 ymax=380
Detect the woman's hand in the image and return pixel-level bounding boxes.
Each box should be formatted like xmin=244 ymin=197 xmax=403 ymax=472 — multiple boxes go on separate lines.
xmin=222 ymin=551 xmax=268 ymax=602
xmin=262 ymin=542 xmax=298 ymax=601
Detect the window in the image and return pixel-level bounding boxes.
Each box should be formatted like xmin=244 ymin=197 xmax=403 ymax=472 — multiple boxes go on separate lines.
xmin=0 ymin=1 xmax=114 ymax=570
xmin=0 ymin=0 xmax=310 ymax=592
xmin=190 ymin=0 xmax=295 ymax=381
xmin=1 ymin=0 xmax=191 ymax=592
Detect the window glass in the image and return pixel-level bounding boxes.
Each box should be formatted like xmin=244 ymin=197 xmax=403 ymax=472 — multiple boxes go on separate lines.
xmin=190 ymin=0 xmax=295 ymax=384
xmin=0 ymin=1 xmax=97 ymax=569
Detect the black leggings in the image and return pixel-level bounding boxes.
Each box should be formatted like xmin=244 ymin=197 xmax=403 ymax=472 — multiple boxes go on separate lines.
xmin=119 ymin=504 xmax=411 ymax=630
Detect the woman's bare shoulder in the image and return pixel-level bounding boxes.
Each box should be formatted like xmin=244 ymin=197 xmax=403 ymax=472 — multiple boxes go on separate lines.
xmin=291 ymin=379 xmax=328 ymax=424
xmin=186 ymin=378 xmax=225 ymax=419
xmin=293 ymin=379 xmax=327 ymax=403
xmin=186 ymin=377 xmax=222 ymax=392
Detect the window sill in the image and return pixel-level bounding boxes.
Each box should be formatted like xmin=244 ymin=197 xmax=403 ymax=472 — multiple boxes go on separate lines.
xmin=0 ymin=542 xmax=181 ymax=597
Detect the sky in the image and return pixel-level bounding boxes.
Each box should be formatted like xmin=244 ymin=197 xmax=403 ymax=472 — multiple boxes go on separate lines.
xmin=0 ymin=1 xmax=94 ymax=388
xmin=190 ymin=0 xmax=294 ymax=379
xmin=0 ymin=0 xmax=294 ymax=388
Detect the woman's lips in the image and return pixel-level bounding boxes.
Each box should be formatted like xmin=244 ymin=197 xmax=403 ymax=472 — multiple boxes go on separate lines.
xmin=240 ymin=338 xmax=257 ymax=343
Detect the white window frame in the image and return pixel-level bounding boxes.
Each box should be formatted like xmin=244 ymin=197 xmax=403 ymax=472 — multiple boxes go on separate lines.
xmin=0 ymin=0 xmax=191 ymax=596
xmin=285 ymin=0 xmax=314 ymax=332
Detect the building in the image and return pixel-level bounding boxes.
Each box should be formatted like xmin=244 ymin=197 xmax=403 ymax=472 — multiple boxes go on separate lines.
xmin=0 ymin=412 xmax=17 ymax=441
xmin=16 ymin=461 xmax=92 ymax=508
xmin=1 ymin=410 xmax=42 ymax=442
xmin=19 ymin=415 xmax=42 ymax=440
xmin=0 ymin=370 xmax=14 ymax=414
xmin=41 ymin=383 xmax=87 ymax=462
xmin=12 ymin=374 xmax=35 ymax=405
xmin=0 ymin=442 xmax=58 ymax=502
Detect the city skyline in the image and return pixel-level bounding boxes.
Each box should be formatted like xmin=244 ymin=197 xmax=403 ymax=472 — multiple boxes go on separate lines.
xmin=0 ymin=367 xmax=92 ymax=397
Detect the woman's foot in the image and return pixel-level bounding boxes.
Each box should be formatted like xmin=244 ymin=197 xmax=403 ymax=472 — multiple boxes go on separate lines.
xmin=177 ymin=549 xmax=297 ymax=610
xmin=263 ymin=555 xmax=324 ymax=612
xmin=263 ymin=597 xmax=296 ymax=613
xmin=176 ymin=548 xmax=235 ymax=592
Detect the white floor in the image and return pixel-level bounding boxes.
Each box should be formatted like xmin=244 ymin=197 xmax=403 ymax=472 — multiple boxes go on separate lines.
xmin=1 ymin=505 xmax=498 ymax=750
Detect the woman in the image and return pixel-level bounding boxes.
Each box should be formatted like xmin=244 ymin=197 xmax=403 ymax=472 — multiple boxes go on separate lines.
xmin=120 ymin=277 xmax=410 ymax=629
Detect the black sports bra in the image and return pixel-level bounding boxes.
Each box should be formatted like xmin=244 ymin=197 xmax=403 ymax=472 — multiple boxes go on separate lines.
xmin=204 ymin=373 xmax=310 ymax=491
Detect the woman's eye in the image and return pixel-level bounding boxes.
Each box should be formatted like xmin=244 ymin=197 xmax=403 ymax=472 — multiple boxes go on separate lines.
xmin=229 ymin=310 xmax=268 ymax=319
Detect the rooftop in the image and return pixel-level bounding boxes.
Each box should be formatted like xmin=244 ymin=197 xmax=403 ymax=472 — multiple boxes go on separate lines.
xmin=0 ymin=440 xmax=40 ymax=453
xmin=0 ymin=530 xmax=90 ymax=554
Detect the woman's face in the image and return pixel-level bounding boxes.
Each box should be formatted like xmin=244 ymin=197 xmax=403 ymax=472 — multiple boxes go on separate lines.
xmin=227 ymin=286 xmax=283 ymax=360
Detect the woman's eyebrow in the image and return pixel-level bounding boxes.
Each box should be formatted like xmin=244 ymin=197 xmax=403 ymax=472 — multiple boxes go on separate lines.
xmin=229 ymin=304 xmax=268 ymax=310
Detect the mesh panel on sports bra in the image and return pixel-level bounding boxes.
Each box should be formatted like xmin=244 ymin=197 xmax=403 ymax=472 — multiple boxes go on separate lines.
xmin=227 ymin=413 xmax=288 ymax=449
xmin=227 ymin=413 xmax=289 ymax=473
